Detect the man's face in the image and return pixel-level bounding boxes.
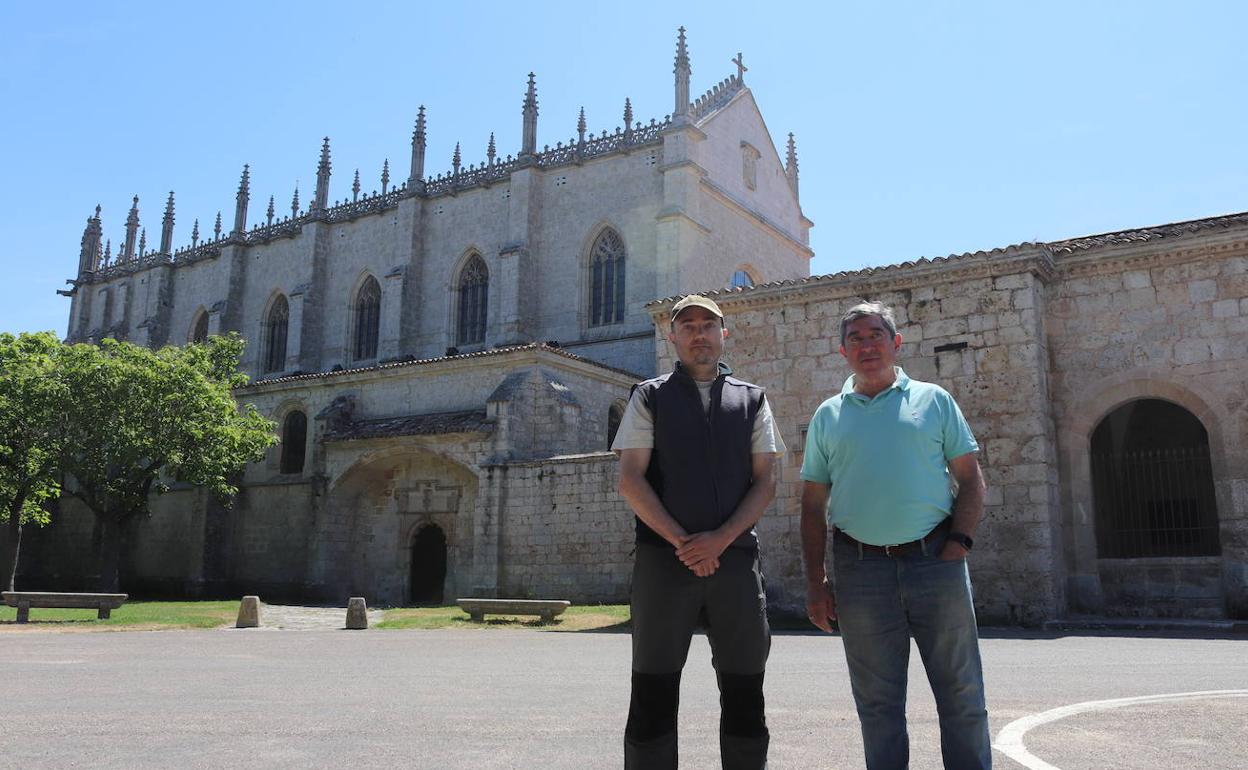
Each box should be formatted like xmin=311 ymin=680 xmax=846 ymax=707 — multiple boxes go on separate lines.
xmin=667 ymin=307 xmax=727 ymax=371
xmin=839 ymin=314 xmax=901 ymax=379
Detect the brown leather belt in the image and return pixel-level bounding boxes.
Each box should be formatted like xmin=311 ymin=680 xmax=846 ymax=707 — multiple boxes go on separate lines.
xmin=834 ymin=519 xmax=950 ymax=557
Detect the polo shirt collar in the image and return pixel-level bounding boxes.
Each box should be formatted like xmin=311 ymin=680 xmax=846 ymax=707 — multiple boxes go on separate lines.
xmin=841 ymin=367 xmax=910 ymax=398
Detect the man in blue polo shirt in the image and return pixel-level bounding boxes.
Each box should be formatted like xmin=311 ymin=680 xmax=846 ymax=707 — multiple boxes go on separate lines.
xmin=799 ymin=301 xmax=991 ymax=770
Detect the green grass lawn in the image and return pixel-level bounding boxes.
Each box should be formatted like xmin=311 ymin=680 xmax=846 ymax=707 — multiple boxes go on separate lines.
xmin=0 ymin=600 xmax=239 ymax=630
xmin=377 ymin=603 xmax=631 ymax=631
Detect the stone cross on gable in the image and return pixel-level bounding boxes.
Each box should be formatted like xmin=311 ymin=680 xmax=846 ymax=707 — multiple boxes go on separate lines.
xmin=732 ymin=52 xmax=747 ymax=82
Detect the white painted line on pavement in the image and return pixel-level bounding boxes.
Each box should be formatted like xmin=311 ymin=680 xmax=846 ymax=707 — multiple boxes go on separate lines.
xmin=993 ymin=689 xmax=1248 ymax=770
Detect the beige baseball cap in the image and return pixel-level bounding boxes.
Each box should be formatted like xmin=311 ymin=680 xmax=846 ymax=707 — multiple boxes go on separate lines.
xmin=670 ymin=294 xmax=724 ymax=321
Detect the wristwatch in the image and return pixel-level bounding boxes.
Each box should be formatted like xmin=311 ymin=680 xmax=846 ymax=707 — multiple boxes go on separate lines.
xmin=947 ymin=532 xmax=974 ymax=551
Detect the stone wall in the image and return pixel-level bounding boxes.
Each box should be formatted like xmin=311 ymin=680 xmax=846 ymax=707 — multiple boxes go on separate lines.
xmin=494 ymin=453 xmax=634 ymax=603
xmin=654 ymin=249 xmax=1065 ymax=624
xmin=1047 ymin=234 xmax=1248 ymax=617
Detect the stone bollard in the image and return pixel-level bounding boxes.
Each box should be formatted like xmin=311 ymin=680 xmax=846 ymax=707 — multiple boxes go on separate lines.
xmin=345 ymin=597 xmax=368 ymax=630
xmin=236 ymin=595 xmax=261 ymax=628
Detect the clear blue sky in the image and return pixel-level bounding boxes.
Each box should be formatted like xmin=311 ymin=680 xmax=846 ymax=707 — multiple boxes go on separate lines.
xmin=3 ymin=1 xmax=1246 ymax=336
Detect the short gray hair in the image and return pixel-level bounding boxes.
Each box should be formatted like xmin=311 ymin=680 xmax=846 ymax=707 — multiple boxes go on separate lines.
xmin=839 ymin=302 xmax=897 ymax=345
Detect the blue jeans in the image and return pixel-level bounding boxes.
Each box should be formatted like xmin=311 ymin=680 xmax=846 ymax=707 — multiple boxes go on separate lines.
xmin=832 ymin=531 xmax=991 ymax=770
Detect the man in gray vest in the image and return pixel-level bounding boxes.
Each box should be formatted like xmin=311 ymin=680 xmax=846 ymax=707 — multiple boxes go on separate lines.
xmin=612 ymin=294 xmax=784 ymax=769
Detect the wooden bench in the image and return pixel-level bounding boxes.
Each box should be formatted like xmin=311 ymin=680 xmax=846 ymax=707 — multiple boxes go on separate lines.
xmin=2 ymin=591 xmax=128 ymax=623
xmin=456 ymin=598 xmax=570 ymax=623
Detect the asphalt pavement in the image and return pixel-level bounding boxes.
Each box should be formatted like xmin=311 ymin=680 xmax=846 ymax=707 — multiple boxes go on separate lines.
xmin=2 ymin=626 xmax=1246 ymax=769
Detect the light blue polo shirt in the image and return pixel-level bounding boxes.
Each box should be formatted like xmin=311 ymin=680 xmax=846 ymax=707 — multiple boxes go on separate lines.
xmin=799 ymin=367 xmax=978 ymax=545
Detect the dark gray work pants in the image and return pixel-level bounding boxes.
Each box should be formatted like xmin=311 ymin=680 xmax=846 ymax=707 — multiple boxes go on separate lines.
xmin=625 ymin=543 xmax=771 ymax=769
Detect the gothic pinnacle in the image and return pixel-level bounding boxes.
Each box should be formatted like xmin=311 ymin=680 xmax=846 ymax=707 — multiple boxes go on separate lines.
xmin=410 ymin=105 xmax=427 ymax=184
xmin=623 ymin=98 xmax=634 ymax=135
xmin=452 ymin=142 xmax=462 ymax=174
xmin=267 ymin=195 xmax=275 ymax=226
xmin=123 ymin=195 xmax=140 ymax=260
xmin=160 ymin=191 xmax=176 ymax=254
xmin=352 ymin=169 xmax=361 ymax=201
xmin=381 ymin=158 xmax=390 ymax=194
xmin=78 ymin=204 xmax=104 ymax=275
xmin=139 ymin=228 xmax=147 ymax=256
xmin=673 ymin=27 xmax=692 ymax=124
xmin=233 ymin=164 xmax=251 ymax=234
xmin=521 ymin=73 xmax=539 ymax=157
xmin=314 ymin=138 xmax=332 ymax=212
xmin=675 ymin=27 xmax=690 ymax=73
xmin=214 ymin=211 xmax=222 ymax=240
xmin=487 ymin=133 xmax=496 ymax=165
xmin=291 ymin=185 xmax=300 ymax=218
xmin=191 ymin=218 xmax=200 ymax=247
xmin=577 ymin=107 xmax=587 ymax=145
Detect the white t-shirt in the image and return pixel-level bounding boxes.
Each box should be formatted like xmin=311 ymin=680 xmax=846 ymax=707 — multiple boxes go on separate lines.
xmin=611 ymin=378 xmax=787 ymax=455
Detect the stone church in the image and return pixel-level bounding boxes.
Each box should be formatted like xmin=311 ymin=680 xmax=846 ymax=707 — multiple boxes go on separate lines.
xmin=24 ymin=29 xmax=1247 ymax=624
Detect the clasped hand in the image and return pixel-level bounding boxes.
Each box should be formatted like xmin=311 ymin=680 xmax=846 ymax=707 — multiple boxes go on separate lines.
xmin=674 ymin=531 xmax=729 ymax=577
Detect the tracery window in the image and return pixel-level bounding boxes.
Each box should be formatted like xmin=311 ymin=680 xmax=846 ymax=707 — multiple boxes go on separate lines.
xmin=457 ymin=255 xmax=488 ymax=345
xmin=190 ymin=310 xmax=209 ymax=343
xmin=353 ymin=276 xmax=381 ymax=361
xmin=589 ymin=228 xmax=626 ymax=326
xmin=279 ymin=410 xmax=307 ymax=474
xmin=263 ymin=295 xmax=289 ymax=374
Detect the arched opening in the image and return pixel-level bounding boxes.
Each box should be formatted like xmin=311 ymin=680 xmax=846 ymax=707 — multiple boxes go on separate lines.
xmin=729 ymin=268 xmax=755 ymax=289
xmin=456 ymin=255 xmax=488 ymax=345
xmin=190 ymin=310 xmax=209 ymax=343
xmin=1090 ymin=399 xmax=1220 ymax=558
xmin=352 ymin=276 xmax=381 ymax=361
xmin=279 ymin=410 xmax=307 ymax=474
xmin=410 ymin=524 xmax=447 ymax=605
xmin=607 ymin=400 xmax=626 ymax=449
xmin=263 ymin=294 xmax=289 ymax=373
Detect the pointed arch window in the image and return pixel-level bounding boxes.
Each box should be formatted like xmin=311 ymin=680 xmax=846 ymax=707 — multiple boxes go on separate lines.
xmin=457 ymin=255 xmax=488 ymax=345
xmin=264 ymin=295 xmax=289 ymax=373
xmin=353 ymin=276 xmax=381 ymax=361
xmin=190 ymin=311 xmax=209 ymax=344
xmin=589 ymin=228 xmax=626 ymax=326
xmin=279 ymin=410 xmax=307 ymax=474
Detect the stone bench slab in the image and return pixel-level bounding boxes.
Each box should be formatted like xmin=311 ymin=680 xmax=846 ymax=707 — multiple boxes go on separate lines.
xmin=3 ymin=591 xmax=129 ymax=623
xmin=456 ymin=598 xmax=570 ymax=622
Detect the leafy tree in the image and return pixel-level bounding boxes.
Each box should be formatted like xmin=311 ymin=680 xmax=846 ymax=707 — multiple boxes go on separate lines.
xmin=58 ymin=334 xmax=276 ymax=592
xmin=0 ymin=332 xmax=66 ymax=591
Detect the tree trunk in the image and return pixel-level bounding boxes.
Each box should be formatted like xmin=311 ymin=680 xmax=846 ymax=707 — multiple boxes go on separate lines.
xmin=96 ymin=515 xmax=123 ymax=593
xmin=1 ymin=507 xmax=21 ymax=592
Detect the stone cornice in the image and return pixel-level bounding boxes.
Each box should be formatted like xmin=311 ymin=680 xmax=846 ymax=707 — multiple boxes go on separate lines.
xmin=1055 ymin=231 xmax=1248 ymax=278
xmin=647 ymin=245 xmax=1055 ymax=320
